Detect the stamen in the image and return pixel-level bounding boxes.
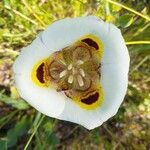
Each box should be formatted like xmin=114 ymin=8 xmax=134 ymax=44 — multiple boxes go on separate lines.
xmin=76 ymin=60 xmax=84 ymax=65
xmin=77 ymin=75 xmax=84 ymax=87
xmin=59 ymin=70 xmax=68 ymax=78
xmin=72 ymin=67 xmax=78 ymax=75
xmin=68 ymin=75 xmax=74 ymax=84
xmin=79 ymin=69 xmax=85 ymax=77
xmin=68 ymin=64 xmax=73 ymax=70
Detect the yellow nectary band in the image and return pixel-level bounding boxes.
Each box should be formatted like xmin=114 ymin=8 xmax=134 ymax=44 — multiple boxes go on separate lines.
xmin=74 ymin=85 xmax=104 ymax=110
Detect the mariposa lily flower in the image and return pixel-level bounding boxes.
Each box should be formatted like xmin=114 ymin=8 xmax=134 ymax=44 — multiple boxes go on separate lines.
xmin=13 ymin=16 xmax=130 ymax=129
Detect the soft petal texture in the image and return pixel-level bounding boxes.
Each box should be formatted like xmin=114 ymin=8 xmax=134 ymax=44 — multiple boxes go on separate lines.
xmin=40 ymin=16 xmax=129 ymax=129
xmin=13 ymin=36 xmax=65 ymax=117
xmin=58 ymin=64 xmax=128 ymax=129
xmin=13 ymin=16 xmax=129 ymax=129
xmin=41 ymin=17 xmax=109 ymax=52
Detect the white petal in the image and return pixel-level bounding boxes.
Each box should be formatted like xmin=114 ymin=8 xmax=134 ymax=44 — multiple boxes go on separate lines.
xmin=13 ymin=36 xmax=65 ymax=117
xmin=41 ymin=16 xmax=129 ymax=66
xmin=38 ymin=16 xmax=129 ymax=129
xmin=101 ymin=23 xmax=130 ymax=66
xmin=13 ymin=35 xmax=56 ymax=75
xmin=58 ymin=63 xmax=129 ymax=130
xmin=41 ymin=16 xmax=109 ymax=51
xmin=13 ymin=16 xmax=129 ymax=129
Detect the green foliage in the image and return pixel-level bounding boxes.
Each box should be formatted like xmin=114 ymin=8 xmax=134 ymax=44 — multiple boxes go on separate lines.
xmin=7 ymin=116 xmax=32 ymax=148
xmin=0 ymin=0 xmax=149 ymax=149
xmin=0 ymin=90 xmax=29 ymax=110
xmin=0 ymin=140 xmax=7 ymax=150
xmin=116 ymin=13 xmax=134 ymax=28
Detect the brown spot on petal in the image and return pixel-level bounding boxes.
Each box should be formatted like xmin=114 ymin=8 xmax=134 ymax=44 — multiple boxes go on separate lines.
xmin=36 ymin=63 xmax=45 ymax=83
xmin=81 ymin=92 xmax=99 ymax=105
xmin=82 ymin=38 xmax=99 ymax=50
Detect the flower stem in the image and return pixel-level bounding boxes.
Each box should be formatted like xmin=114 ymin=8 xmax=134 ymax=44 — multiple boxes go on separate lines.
xmin=106 ymin=0 xmax=150 ymax=21
xmin=130 ymin=56 xmax=149 ymax=74
xmin=126 ymin=41 xmax=150 ymax=45
xmin=24 ymin=113 xmax=45 ymax=150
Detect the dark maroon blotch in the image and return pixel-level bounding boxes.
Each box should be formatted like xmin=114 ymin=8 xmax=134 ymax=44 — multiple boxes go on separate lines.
xmin=36 ymin=63 xmax=45 ymax=83
xmin=81 ymin=92 xmax=99 ymax=105
xmin=82 ymin=38 xmax=99 ymax=50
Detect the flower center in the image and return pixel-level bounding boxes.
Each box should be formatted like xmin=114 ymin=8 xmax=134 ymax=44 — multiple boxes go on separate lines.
xmin=31 ymin=34 xmax=104 ymax=110
xmin=48 ymin=42 xmax=94 ymax=92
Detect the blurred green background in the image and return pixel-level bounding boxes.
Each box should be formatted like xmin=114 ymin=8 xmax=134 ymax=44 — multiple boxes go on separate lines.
xmin=0 ymin=0 xmax=150 ymax=149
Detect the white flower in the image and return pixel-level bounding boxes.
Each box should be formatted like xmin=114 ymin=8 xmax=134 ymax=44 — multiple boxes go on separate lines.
xmin=13 ymin=16 xmax=130 ymax=130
